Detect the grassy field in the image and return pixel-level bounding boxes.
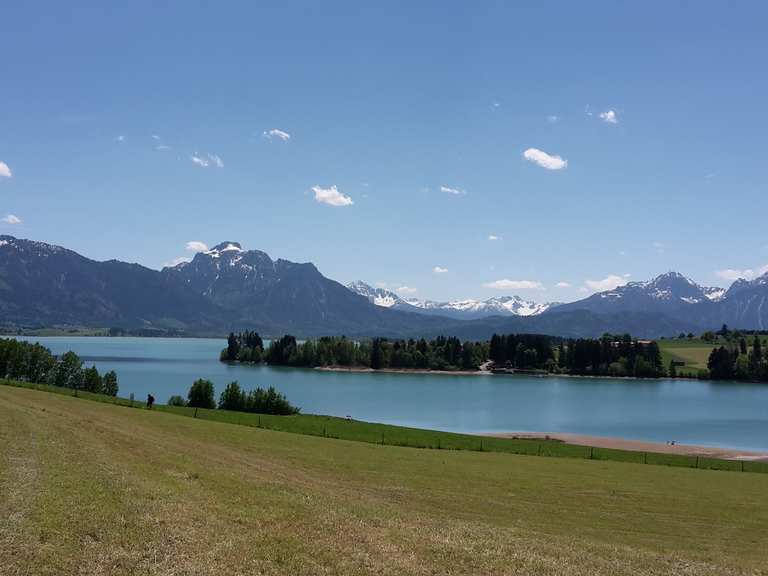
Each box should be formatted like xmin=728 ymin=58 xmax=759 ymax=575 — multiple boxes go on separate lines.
xmin=3 ymin=380 xmax=766 ymax=474
xmin=2 ymin=385 xmax=768 ymax=575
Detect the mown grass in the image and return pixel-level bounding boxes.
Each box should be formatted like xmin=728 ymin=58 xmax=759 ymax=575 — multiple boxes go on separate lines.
xmin=3 ymin=379 xmax=767 ymax=475
xmin=2 ymin=384 xmax=768 ymax=575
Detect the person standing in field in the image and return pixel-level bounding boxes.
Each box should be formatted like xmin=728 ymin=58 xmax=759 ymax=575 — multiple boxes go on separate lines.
xmin=147 ymin=394 xmax=155 ymax=410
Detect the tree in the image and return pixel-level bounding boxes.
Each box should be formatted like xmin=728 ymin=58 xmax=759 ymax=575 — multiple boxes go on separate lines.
xmin=55 ymin=351 xmax=84 ymax=390
xmin=668 ymin=360 xmax=677 ymax=378
xmin=751 ymin=336 xmax=763 ymax=373
xmin=167 ymin=395 xmax=187 ymax=406
xmin=219 ymin=381 xmax=246 ymax=411
xmin=187 ymin=378 xmax=215 ymax=409
xmin=707 ymin=346 xmax=735 ymax=380
xmin=102 ymin=370 xmax=119 ymax=396
xmin=224 ymin=332 xmax=239 ymax=361
xmin=83 ymin=365 xmax=102 ymax=393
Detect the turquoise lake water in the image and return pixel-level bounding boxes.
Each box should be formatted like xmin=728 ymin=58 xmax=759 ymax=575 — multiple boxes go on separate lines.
xmin=15 ymin=336 xmax=768 ymax=451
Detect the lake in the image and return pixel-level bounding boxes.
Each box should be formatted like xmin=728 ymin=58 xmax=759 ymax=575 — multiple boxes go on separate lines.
xmin=16 ymin=336 xmax=768 ymax=452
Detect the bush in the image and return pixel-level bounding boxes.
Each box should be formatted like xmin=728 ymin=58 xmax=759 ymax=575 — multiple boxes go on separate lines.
xmin=167 ymin=395 xmax=187 ymax=407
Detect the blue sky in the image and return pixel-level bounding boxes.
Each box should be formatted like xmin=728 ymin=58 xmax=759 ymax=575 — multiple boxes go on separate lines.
xmin=1 ymin=1 xmax=767 ymax=303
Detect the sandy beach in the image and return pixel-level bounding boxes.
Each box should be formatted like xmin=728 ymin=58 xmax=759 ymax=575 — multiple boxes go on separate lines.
xmin=487 ymin=432 xmax=768 ymax=461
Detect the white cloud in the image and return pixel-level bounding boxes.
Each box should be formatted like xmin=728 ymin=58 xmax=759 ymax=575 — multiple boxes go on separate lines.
xmin=554 ymin=282 xmax=570 ymax=288
xmin=523 ymin=148 xmax=568 ymax=170
xmin=487 ymin=234 xmax=501 ymax=241
xmin=397 ymin=286 xmax=417 ymax=294
xmin=599 ymin=110 xmax=618 ymax=124
xmin=432 ymin=266 xmax=449 ymax=274
xmin=165 ymin=256 xmax=191 ymax=267
xmin=151 ymin=134 xmax=161 ymax=140
xmin=155 ymin=144 xmax=171 ymax=151
xmin=185 ymin=241 xmax=209 ymax=253
xmin=547 ymin=115 xmax=560 ymax=123
xmin=716 ymin=265 xmax=768 ymax=281
xmin=440 ymin=185 xmax=465 ymax=195
xmin=483 ymin=279 xmax=543 ymax=290
xmin=264 ymin=128 xmax=291 ymax=141
xmin=653 ymin=241 xmax=665 ymax=254
xmin=312 ymin=185 xmax=353 ymax=207
xmin=115 ymin=135 xmax=125 ymax=142
xmin=190 ymin=154 xmax=223 ymax=168
xmin=585 ymin=274 xmax=628 ymax=292
xmin=0 ymin=161 xmax=12 ymax=178
xmin=2 ymin=214 xmax=22 ymax=225
xmin=190 ymin=154 xmax=209 ymax=167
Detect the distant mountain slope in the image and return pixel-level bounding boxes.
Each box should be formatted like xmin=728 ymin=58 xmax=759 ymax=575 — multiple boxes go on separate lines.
xmin=2 ymin=235 xmax=767 ymax=338
xmin=415 ymin=309 xmax=701 ymax=340
xmin=554 ymin=271 xmax=768 ymax=331
xmin=347 ymin=280 xmax=559 ymax=320
xmin=160 ymin=243 xmax=444 ymax=336
xmin=553 ymin=272 xmax=725 ymax=316
xmin=0 ymin=235 xmax=223 ymax=331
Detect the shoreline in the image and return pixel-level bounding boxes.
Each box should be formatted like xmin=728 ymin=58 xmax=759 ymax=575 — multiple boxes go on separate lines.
xmin=485 ymin=432 xmax=768 ymax=462
xmin=314 ymin=365 xmax=492 ymax=376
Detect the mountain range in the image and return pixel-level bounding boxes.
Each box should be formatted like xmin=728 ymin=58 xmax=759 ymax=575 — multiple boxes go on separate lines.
xmin=1 ymin=235 xmax=767 ymax=338
xmin=347 ymin=281 xmax=558 ymax=319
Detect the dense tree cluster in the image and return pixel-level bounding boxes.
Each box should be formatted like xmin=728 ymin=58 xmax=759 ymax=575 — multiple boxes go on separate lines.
xmin=0 ymin=338 xmax=118 ymax=395
xmin=707 ymin=336 xmax=767 ymax=382
xmin=489 ymin=334 xmax=556 ymax=370
xmin=221 ymin=333 xmax=489 ymax=371
xmin=221 ymin=331 xmax=264 ymax=363
xmin=490 ymin=333 xmax=664 ymax=377
xmin=176 ymin=378 xmax=299 ymax=415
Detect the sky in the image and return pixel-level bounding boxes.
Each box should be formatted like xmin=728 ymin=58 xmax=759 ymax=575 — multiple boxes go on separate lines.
xmin=1 ymin=1 xmax=767 ymax=303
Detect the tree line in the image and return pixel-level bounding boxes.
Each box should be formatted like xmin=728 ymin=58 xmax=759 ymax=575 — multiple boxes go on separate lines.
xmin=490 ymin=333 xmax=664 ymax=377
xmin=168 ymin=378 xmax=299 ymax=415
xmin=221 ymin=331 xmax=668 ymax=377
xmin=0 ymin=338 xmax=118 ymax=395
xmin=221 ymin=333 xmax=488 ymax=371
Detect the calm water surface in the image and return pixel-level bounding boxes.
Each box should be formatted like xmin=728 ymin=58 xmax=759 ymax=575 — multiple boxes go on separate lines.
xmin=17 ymin=336 xmax=768 ymax=452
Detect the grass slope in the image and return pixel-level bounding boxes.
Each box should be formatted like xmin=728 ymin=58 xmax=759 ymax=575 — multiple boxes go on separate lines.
xmin=4 ymin=380 xmax=766 ymax=474
xmin=2 ymin=385 xmax=768 ymax=575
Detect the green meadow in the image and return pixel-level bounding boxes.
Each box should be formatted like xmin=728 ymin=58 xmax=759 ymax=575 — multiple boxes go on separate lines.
xmin=2 ymin=383 xmax=768 ymax=575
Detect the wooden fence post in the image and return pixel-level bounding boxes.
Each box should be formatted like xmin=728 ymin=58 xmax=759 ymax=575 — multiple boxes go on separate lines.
xmin=194 ymin=407 xmax=198 ymax=419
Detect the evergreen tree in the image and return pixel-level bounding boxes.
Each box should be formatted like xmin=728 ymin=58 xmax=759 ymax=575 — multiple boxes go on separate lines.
xmin=102 ymin=370 xmax=119 ymax=396
xmin=82 ymin=365 xmax=102 ymax=393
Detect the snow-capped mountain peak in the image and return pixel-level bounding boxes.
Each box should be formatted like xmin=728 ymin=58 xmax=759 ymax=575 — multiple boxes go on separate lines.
xmin=346 ymin=281 xmax=557 ymax=319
